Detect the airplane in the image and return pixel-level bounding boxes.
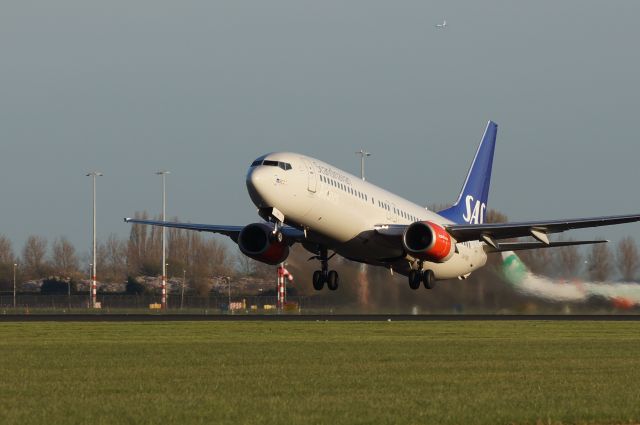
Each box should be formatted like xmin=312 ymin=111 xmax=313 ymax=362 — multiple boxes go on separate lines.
xmin=125 ymin=121 xmax=640 ymax=292
xmin=436 ymin=20 xmax=447 ymax=29
xmin=501 ymin=250 xmax=640 ymax=308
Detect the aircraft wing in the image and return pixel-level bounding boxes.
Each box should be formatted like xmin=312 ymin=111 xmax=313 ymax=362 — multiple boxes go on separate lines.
xmin=375 ymin=213 xmax=640 ymax=248
xmin=445 ymin=214 xmax=640 ymax=244
xmin=123 ymin=218 xmax=305 ymax=243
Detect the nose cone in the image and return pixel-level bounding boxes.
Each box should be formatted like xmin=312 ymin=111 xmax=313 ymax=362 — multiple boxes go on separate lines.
xmin=246 ymin=166 xmax=270 ymax=208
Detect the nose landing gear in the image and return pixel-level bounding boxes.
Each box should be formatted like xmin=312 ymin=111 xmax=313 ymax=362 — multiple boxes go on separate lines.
xmin=310 ymin=247 xmax=339 ymax=291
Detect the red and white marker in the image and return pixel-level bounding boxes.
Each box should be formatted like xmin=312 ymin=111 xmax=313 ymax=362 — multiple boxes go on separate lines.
xmin=277 ymin=265 xmax=294 ymax=310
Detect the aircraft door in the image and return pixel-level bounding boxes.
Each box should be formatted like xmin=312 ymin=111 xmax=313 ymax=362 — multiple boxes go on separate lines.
xmin=301 ymin=158 xmax=317 ymax=193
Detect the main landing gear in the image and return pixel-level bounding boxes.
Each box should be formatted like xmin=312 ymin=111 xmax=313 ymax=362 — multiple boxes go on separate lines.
xmin=311 ymin=247 xmax=339 ymax=291
xmin=408 ymin=268 xmax=435 ymax=290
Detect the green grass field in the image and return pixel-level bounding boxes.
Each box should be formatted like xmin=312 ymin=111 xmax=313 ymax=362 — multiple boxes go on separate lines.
xmin=1 ymin=321 xmax=640 ymax=425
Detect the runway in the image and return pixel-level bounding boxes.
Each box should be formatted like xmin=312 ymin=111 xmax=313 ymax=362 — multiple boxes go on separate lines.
xmin=2 ymin=314 xmax=640 ymax=322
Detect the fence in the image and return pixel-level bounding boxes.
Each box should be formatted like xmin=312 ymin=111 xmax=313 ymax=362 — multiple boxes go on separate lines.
xmin=0 ymin=293 xmax=334 ymax=312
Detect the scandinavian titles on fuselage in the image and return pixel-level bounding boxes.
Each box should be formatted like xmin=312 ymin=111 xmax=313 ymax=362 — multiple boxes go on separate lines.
xmin=313 ymin=162 xmax=352 ymax=186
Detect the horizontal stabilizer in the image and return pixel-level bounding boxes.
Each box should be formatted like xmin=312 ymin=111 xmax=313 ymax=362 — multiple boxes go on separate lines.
xmin=485 ymin=239 xmax=608 ymax=253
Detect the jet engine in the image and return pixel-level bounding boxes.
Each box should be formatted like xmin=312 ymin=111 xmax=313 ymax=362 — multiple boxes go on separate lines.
xmin=238 ymin=223 xmax=290 ymax=265
xmin=402 ymin=221 xmax=454 ymax=262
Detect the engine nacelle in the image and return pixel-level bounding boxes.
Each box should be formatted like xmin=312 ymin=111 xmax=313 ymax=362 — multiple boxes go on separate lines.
xmin=238 ymin=223 xmax=290 ymax=265
xmin=402 ymin=221 xmax=455 ymax=263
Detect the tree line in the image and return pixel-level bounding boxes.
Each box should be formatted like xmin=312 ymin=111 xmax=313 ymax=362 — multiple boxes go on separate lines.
xmin=0 ymin=212 xmax=272 ymax=295
xmin=0 ymin=209 xmax=638 ymax=301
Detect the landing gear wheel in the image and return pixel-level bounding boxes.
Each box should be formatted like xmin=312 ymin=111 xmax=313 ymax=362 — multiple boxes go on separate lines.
xmin=327 ymin=270 xmax=339 ymax=291
xmin=422 ymin=269 xmax=435 ymax=289
xmin=408 ymin=270 xmax=421 ymax=290
xmin=312 ymin=270 xmax=325 ymax=290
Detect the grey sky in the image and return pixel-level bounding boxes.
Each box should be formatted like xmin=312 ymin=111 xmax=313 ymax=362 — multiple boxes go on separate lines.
xmin=2 ymin=0 xmax=639 ymax=256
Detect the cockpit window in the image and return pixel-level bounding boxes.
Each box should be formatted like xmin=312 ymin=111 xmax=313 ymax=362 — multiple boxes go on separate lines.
xmin=251 ymin=159 xmax=292 ymax=170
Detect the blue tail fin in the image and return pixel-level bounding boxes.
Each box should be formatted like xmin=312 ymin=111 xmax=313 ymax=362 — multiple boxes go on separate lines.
xmin=438 ymin=121 xmax=498 ymax=224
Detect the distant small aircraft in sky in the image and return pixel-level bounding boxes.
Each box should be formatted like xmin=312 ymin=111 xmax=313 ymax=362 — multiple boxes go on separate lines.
xmin=435 ymin=19 xmax=447 ymax=29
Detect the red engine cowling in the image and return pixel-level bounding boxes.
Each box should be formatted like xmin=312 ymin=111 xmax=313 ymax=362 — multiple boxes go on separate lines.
xmin=402 ymin=221 xmax=454 ymax=262
xmin=238 ymin=223 xmax=289 ymax=265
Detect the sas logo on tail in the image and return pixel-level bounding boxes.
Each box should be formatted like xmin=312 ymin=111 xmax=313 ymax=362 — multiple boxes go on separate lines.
xmin=462 ymin=195 xmax=486 ymax=224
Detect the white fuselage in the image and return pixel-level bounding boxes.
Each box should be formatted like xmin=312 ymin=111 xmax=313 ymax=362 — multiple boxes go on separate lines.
xmin=246 ymin=152 xmax=487 ymax=280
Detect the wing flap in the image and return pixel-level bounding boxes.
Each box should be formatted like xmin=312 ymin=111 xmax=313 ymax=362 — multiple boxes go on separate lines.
xmin=484 ymin=239 xmax=608 ymax=253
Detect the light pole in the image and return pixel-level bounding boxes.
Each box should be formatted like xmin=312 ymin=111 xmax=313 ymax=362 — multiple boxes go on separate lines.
xmin=354 ymin=152 xmax=371 ymax=301
xmin=181 ymin=269 xmax=186 ymax=310
xmin=156 ymin=170 xmax=170 ymax=309
xmin=228 ymin=277 xmax=231 ymax=313
xmin=355 ymin=150 xmax=371 ymax=181
xmin=13 ymin=263 xmax=17 ymax=308
xmin=88 ymin=263 xmax=92 ymax=307
xmin=86 ymin=171 xmax=102 ymax=308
